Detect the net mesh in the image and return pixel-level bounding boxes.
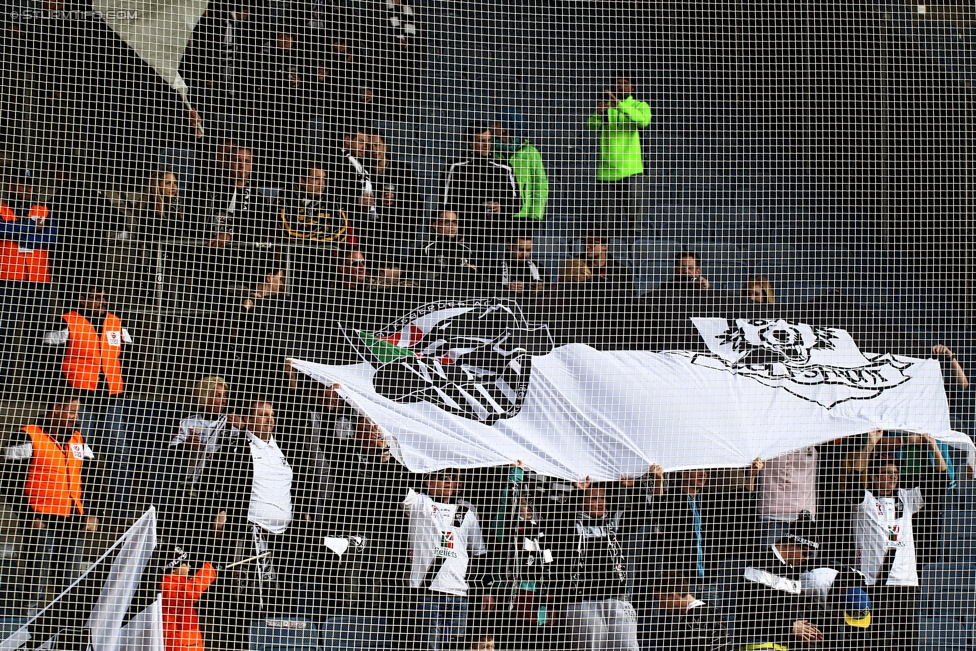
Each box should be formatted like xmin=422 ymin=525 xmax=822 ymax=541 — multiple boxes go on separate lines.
xmin=0 ymin=0 xmax=973 ymax=650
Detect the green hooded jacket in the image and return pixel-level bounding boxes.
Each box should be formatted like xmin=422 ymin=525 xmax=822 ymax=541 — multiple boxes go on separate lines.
xmin=497 ymin=141 xmax=549 ymax=222
xmin=586 ymin=95 xmax=652 ymax=182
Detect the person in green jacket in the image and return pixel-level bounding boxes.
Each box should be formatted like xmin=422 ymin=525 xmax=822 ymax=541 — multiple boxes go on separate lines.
xmin=492 ymin=111 xmax=549 ymax=235
xmin=586 ymin=72 xmax=652 ymax=239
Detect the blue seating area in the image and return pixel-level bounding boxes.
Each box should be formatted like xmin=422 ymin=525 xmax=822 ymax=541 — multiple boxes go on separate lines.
xmin=245 ymin=617 xmax=393 ymax=651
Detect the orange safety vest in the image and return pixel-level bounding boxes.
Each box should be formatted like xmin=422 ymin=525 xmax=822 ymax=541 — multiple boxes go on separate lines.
xmin=0 ymin=202 xmax=52 ymax=283
xmin=162 ymin=562 xmax=217 ymax=651
xmin=61 ymin=311 xmax=125 ymax=395
xmin=23 ymin=424 xmax=86 ymax=518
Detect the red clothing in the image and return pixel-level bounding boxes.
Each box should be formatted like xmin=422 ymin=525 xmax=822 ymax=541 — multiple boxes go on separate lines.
xmin=162 ymin=562 xmax=217 ymax=651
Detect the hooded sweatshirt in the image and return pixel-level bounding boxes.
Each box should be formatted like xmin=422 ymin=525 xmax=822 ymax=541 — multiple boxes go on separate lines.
xmin=494 ymin=111 xmax=548 ymax=223
xmin=586 ymin=95 xmax=652 ymax=182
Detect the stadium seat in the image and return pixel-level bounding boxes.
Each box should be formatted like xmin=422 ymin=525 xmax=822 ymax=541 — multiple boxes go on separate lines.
xmin=919 ymin=616 xmax=971 ymax=651
xmin=250 ymin=618 xmax=321 ymax=651
xmin=320 ymin=616 xmax=391 ymax=651
xmin=919 ymin=563 xmax=976 ymax=620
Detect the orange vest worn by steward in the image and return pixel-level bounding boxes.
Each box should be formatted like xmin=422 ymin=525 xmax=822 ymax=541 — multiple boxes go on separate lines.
xmin=23 ymin=424 xmax=86 ymax=517
xmin=162 ymin=562 xmax=217 ymax=651
xmin=0 ymin=202 xmax=52 ymax=283
xmin=61 ymin=311 xmax=125 ymax=396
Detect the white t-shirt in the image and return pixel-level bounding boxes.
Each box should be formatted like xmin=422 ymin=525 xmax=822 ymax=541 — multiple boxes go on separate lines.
xmin=172 ymin=414 xmax=240 ymax=486
xmin=247 ymin=432 xmax=293 ymax=534
xmin=403 ymin=489 xmax=487 ymax=596
xmin=855 ymin=487 xmax=923 ymax=587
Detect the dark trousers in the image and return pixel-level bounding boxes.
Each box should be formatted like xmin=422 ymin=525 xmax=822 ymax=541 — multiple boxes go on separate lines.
xmin=198 ymin=524 xmax=301 ymax=651
xmin=0 ymin=281 xmax=50 ymax=382
xmin=867 ymin=584 xmax=918 ymax=651
xmin=22 ymin=515 xmax=82 ymax=611
xmin=598 ymin=176 xmax=642 ymax=238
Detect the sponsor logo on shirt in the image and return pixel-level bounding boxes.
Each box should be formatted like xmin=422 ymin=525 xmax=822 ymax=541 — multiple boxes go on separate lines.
xmin=435 ymin=531 xmax=458 ymax=558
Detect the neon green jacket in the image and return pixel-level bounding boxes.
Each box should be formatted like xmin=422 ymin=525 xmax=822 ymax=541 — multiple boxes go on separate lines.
xmin=586 ymin=95 xmax=652 ymax=182
xmin=498 ymin=141 xmax=549 ymax=222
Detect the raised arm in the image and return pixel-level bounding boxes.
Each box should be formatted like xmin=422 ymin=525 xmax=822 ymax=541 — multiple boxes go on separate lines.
xmin=848 ymin=429 xmax=883 ymax=476
xmin=933 ymin=344 xmax=969 ymax=389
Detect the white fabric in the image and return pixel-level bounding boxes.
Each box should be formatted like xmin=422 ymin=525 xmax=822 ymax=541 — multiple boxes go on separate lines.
xmin=117 ymin=598 xmax=164 ymax=651
xmin=323 ymin=537 xmax=350 ymax=557
xmin=742 ymin=566 xmax=802 ymax=595
xmin=856 ymin=487 xmax=924 ymax=587
xmin=87 ymin=509 xmax=158 ymax=651
xmin=564 ymin=598 xmax=639 ymax=651
xmin=800 ymin=567 xmax=840 ymax=603
xmin=290 ymin=338 xmax=975 ymax=482
xmin=247 ymin=433 xmax=293 ymax=534
xmin=41 ymin=328 xmax=69 ymax=346
xmin=173 ymin=414 xmax=239 ymax=486
xmin=4 ymin=442 xmax=32 ymax=461
xmin=758 ymin=447 xmax=818 ymax=521
xmin=403 ymin=490 xmax=486 ymax=596
xmin=91 ymin=0 xmax=209 ymax=94
xmin=2 ymin=511 xmax=159 ymax=651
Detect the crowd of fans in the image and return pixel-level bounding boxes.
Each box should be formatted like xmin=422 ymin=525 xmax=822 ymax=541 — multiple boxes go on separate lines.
xmin=2 ymin=382 xmax=965 ymax=651
xmin=0 ymin=2 xmax=973 ymax=651
xmin=1 ymin=111 xmax=972 ymax=651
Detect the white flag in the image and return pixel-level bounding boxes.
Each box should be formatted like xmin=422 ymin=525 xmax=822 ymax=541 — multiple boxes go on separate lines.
xmin=87 ymin=509 xmax=158 ymax=651
xmin=290 ymin=300 xmax=976 ymax=482
xmin=90 ymin=0 xmax=209 ymax=95
xmin=1 ymin=510 xmax=160 ymax=651
xmin=117 ymin=598 xmax=164 ymax=651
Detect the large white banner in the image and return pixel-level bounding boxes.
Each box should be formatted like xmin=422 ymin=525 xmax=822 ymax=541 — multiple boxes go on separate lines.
xmin=290 ymin=300 xmax=975 ymax=482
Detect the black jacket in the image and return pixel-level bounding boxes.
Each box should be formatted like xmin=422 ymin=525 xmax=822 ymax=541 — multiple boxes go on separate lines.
xmin=441 ymin=157 xmax=521 ymax=253
xmin=737 ymin=547 xmax=817 ymax=646
xmin=322 ymin=441 xmax=411 ymax=571
xmin=590 ymin=258 xmax=636 ymax=297
xmin=333 ymin=151 xmax=375 ymax=222
xmin=548 ymin=499 xmax=629 ymax=604
xmin=194 ymin=180 xmax=273 ymax=244
xmin=408 ymin=237 xmax=482 ymax=297
xmin=635 ymin=482 xmax=755 ymax=583
xmin=195 ymin=429 xmax=298 ymax=563
xmin=365 ymin=159 xmax=424 ymax=262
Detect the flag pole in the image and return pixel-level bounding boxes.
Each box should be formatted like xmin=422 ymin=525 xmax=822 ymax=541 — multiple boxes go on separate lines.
xmin=224 ymin=551 xmax=272 ymax=569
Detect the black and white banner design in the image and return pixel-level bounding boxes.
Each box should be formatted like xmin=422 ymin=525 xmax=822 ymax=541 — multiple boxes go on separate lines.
xmin=292 ymin=308 xmax=975 ymax=482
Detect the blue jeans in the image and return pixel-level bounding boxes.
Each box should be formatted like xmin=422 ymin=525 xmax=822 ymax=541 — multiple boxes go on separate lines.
xmin=417 ymin=593 xmax=468 ymax=650
xmin=22 ymin=517 xmax=82 ymax=611
xmin=102 ymin=403 xmax=132 ymax=520
xmin=78 ymin=401 xmax=111 ymax=452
